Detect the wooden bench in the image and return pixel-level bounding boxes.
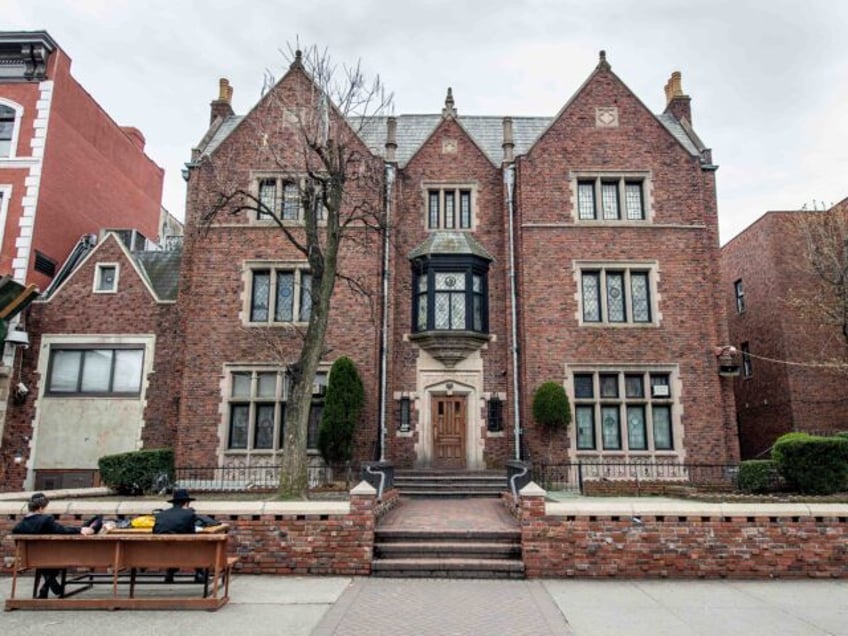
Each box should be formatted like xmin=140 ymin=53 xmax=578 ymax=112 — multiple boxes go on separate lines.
xmin=5 ymin=532 xmax=237 ymax=611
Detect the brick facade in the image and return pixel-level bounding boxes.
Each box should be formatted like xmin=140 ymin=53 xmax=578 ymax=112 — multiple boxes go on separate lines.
xmin=3 ymin=49 xmax=739 ymax=490
xmin=721 ymin=202 xmax=848 ymax=459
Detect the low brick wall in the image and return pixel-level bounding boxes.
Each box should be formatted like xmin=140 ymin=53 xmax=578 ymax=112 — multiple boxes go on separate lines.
xmin=1 ymin=484 xmax=398 ymax=576
xmin=519 ymin=485 xmax=848 ymax=578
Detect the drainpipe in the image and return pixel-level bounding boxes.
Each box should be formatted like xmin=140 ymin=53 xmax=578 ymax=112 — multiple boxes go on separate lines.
xmin=504 ymin=164 xmax=521 ymax=460
xmin=378 ymin=162 xmax=395 ymax=462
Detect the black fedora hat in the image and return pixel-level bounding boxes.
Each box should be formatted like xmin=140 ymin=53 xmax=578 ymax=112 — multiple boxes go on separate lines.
xmin=167 ymin=488 xmax=196 ymax=504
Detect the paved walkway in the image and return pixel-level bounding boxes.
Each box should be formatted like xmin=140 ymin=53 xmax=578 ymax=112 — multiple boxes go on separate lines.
xmin=2 ymin=575 xmax=845 ymax=635
xmin=377 ymin=497 xmax=518 ymax=531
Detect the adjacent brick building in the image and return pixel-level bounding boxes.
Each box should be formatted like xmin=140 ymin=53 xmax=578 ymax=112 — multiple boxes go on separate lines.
xmin=3 ymin=50 xmax=739 ymax=491
xmin=0 ymin=31 xmax=167 ymax=489
xmin=721 ymin=199 xmax=848 ymax=459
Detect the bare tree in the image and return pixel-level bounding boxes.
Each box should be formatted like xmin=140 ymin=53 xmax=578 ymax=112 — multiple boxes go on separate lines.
xmin=790 ymin=200 xmax=848 ymax=346
xmin=201 ymin=45 xmax=392 ymax=497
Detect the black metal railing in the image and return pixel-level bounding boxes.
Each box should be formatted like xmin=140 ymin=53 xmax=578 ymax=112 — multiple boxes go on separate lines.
xmin=532 ymin=460 xmax=740 ymax=495
xmin=172 ymin=461 xmax=358 ymax=493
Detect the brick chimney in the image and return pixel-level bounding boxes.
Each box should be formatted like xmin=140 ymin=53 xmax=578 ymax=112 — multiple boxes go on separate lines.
xmin=210 ymin=78 xmax=234 ymax=125
xmin=663 ymin=71 xmax=691 ymax=125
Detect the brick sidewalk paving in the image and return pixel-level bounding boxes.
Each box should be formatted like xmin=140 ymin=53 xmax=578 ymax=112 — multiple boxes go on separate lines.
xmin=312 ymin=578 xmax=572 ymax=635
xmin=377 ymin=497 xmax=519 ymax=531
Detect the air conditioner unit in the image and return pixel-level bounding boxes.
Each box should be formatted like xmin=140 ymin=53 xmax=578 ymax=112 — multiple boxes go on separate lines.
xmin=312 ymin=383 xmax=327 ymax=396
xmin=652 ymin=385 xmax=670 ymax=398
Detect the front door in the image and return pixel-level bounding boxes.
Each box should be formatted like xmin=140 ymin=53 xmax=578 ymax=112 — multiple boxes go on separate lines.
xmin=432 ymin=396 xmax=466 ymax=468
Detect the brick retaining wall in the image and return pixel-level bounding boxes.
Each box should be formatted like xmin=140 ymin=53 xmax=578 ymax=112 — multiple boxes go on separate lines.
xmin=518 ymin=484 xmax=848 ymax=578
xmin=1 ymin=485 xmax=398 ymax=576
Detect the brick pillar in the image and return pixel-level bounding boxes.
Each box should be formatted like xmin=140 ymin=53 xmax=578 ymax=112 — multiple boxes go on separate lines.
xmin=349 ymin=480 xmax=377 ymax=574
xmin=518 ymin=481 xmax=547 ymax=578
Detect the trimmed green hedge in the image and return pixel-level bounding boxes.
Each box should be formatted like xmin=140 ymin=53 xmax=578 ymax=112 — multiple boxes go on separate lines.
xmin=737 ymin=460 xmax=779 ymax=493
xmin=98 ymin=448 xmax=174 ymax=495
xmin=771 ymin=433 xmax=848 ymax=495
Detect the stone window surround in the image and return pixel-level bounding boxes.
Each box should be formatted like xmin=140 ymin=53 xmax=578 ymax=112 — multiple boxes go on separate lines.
xmin=569 ymin=170 xmax=653 ymax=223
xmin=420 ymin=182 xmax=478 ymax=231
xmin=93 ymin=262 xmax=119 ymax=294
xmin=219 ymin=364 xmax=329 ymax=459
xmin=572 ymin=259 xmax=661 ymax=327
xmin=564 ymin=363 xmax=685 ymax=461
xmin=249 ymin=171 xmax=327 ymax=225
xmin=241 ymin=260 xmax=311 ymax=326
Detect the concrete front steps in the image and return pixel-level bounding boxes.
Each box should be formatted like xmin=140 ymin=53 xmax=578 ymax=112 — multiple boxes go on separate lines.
xmin=372 ymin=528 xmax=524 ymax=579
xmin=394 ymin=469 xmax=507 ymax=498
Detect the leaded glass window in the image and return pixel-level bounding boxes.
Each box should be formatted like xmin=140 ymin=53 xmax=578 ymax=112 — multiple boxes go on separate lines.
xmin=625 ymin=182 xmax=644 ymax=220
xmin=250 ymin=268 xmax=311 ymax=324
xmin=577 ymin=182 xmax=596 ymax=220
xmin=576 ymin=406 xmax=595 ymax=449
xmin=582 ymin=272 xmax=601 ymax=322
xmin=429 ymin=191 xmax=440 ymax=228
xmin=411 ymin=257 xmax=489 ymax=333
xmin=631 ymin=272 xmax=651 ymax=322
xmin=601 ymin=406 xmax=621 ymax=449
xmin=444 ymin=191 xmax=455 ymax=229
xmin=572 ymin=370 xmax=675 ymax=452
xmin=580 ymin=266 xmax=655 ymax=325
xmin=259 ymin=179 xmax=276 ymax=218
xmin=459 ymin=191 xmax=472 ymax=228
xmin=606 ymin=272 xmax=625 ymax=322
xmin=627 ymin=406 xmax=647 ymax=450
xmin=601 ymin=182 xmax=619 ymax=220
xmin=282 ymin=182 xmax=300 ymax=220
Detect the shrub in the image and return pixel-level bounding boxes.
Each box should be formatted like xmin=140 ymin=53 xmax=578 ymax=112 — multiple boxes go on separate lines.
xmin=771 ymin=433 xmax=848 ymax=494
xmin=98 ymin=448 xmax=174 ymax=495
xmin=737 ymin=459 xmax=779 ymax=493
xmin=318 ymin=356 xmax=365 ymax=465
xmin=532 ymin=381 xmax=572 ymax=431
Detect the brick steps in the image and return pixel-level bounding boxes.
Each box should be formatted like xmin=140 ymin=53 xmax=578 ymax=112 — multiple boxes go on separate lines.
xmin=394 ymin=470 xmax=507 ymax=498
xmin=373 ymin=527 xmax=523 ymax=579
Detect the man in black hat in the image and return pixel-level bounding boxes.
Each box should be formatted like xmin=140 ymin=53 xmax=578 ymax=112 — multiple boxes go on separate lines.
xmin=153 ymin=489 xmax=198 ymax=534
xmin=13 ymin=493 xmax=97 ymax=598
xmin=153 ymin=489 xmax=203 ymax=583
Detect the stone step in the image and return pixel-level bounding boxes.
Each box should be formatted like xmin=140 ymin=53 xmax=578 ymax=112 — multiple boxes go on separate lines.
xmin=371 ymin=558 xmax=525 ymax=579
xmin=399 ymin=489 xmax=504 ymax=498
xmin=375 ymin=541 xmax=521 ymax=560
xmin=394 ymin=471 xmax=508 ymax=498
xmin=375 ymin=529 xmax=520 ymax=544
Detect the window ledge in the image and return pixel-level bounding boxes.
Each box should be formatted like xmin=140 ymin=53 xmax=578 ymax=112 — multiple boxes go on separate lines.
xmin=408 ymin=330 xmax=490 ymax=368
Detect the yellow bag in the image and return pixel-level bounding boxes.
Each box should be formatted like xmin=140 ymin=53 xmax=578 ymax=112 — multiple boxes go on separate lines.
xmin=130 ymin=515 xmax=156 ymax=528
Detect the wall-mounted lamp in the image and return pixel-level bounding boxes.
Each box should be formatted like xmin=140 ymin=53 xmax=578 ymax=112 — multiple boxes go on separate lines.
xmin=715 ymin=345 xmax=740 ymax=377
xmin=13 ymin=450 xmax=23 ymax=465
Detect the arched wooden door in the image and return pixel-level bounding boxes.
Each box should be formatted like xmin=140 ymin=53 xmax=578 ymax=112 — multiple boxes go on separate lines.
xmin=431 ymin=396 xmax=466 ymax=468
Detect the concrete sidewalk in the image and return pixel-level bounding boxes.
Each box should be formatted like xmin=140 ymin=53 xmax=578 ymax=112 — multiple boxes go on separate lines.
xmin=2 ymin=575 xmax=846 ymax=635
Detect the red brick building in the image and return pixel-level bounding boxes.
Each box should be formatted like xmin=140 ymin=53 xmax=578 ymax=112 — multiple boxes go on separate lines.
xmin=0 ymin=31 xmax=166 ymax=489
xmin=3 ymin=51 xmax=739 ymax=491
xmin=721 ymin=200 xmax=848 ymax=459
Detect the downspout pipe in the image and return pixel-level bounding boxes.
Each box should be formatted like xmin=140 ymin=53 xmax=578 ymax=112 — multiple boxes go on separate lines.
xmin=378 ymin=162 xmax=395 ymax=462
xmin=504 ymin=164 xmax=521 ymax=461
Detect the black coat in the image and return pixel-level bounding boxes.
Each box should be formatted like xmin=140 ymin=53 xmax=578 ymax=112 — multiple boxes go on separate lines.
xmin=153 ymin=505 xmax=197 ymax=534
xmin=13 ymin=513 xmax=82 ymax=535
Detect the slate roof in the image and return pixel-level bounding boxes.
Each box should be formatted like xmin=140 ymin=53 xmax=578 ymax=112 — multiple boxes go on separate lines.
xmin=133 ymin=249 xmax=182 ymax=301
xmin=408 ymin=231 xmax=494 ymax=261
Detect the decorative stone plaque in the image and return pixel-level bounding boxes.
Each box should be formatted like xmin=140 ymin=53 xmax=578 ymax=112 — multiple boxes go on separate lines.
xmin=442 ymin=139 xmax=458 ymax=154
xmin=595 ymin=107 xmax=619 ymax=128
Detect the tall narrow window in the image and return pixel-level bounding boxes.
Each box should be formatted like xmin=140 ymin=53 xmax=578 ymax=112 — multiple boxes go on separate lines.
xmin=444 ymin=191 xmax=455 ymax=229
xmin=428 ymin=191 xmax=440 ymax=228
xmin=282 ymin=182 xmax=300 ymax=220
xmin=258 ymin=179 xmax=277 ymax=219
xmin=577 ymin=181 xmax=596 ymax=220
xmin=459 ymin=191 xmax=472 ymax=228
xmin=734 ymin=279 xmax=745 ymax=313
xmin=741 ymin=342 xmax=753 ymax=377
xmin=0 ymin=104 xmax=15 ymax=157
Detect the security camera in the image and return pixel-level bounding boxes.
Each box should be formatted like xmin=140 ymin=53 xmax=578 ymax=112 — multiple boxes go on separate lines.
xmin=15 ymin=382 xmax=28 ymax=396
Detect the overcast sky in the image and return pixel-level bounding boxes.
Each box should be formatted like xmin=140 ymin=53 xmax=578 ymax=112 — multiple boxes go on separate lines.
xmin=7 ymin=0 xmax=847 ymax=244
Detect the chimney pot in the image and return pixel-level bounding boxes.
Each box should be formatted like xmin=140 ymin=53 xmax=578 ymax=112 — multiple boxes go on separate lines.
xmin=663 ymin=70 xmax=692 ymax=125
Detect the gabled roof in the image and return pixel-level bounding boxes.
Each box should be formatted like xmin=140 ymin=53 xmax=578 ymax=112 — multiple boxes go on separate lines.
xmin=193 ymin=54 xmax=708 ymax=167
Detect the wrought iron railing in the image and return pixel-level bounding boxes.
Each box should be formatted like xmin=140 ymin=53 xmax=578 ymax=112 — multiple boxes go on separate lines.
xmin=532 ymin=460 xmax=740 ymax=494
xmin=172 ymin=461 xmax=357 ymax=493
